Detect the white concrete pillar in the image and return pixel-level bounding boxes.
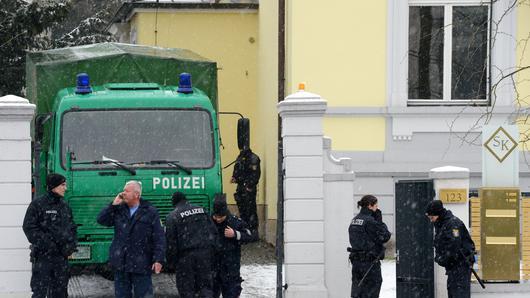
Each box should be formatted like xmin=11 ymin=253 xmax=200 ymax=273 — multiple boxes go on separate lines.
xmin=0 ymin=95 xmax=35 ymax=297
xmin=323 ymin=137 xmax=355 ymax=298
xmin=278 ymin=88 xmax=328 ymax=297
xmin=429 ymin=166 xmax=470 ymax=298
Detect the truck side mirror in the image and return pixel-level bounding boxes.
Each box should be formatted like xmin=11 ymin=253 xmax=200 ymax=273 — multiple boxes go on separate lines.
xmin=237 ymin=118 xmax=250 ymax=150
xmin=35 ymin=113 xmax=52 ymax=142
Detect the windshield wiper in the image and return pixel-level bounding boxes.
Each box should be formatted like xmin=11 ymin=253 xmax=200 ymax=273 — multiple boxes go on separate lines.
xmin=129 ymin=160 xmax=193 ymax=175
xmin=72 ymin=156 xmax=136 ymax=175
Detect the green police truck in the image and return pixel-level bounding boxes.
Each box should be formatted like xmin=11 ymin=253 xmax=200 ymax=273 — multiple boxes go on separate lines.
xmin=26 ymin=43 xmax=247 ymax=266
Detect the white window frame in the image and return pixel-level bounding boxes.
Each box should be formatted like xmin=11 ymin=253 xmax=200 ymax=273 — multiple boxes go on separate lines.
xmin=387 ymin=0 xmax=517 ymax=139
xmin=389 ymin=0 xmax=516 ymax=108
xmin=408 ymin=0 xmax=490 ymax=105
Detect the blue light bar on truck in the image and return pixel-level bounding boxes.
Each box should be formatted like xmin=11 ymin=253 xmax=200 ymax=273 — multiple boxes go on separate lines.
xmin=177 ymin=73 xmax=193 ymax=94
xmin=75 ymin=73 xmax=92 ymax=94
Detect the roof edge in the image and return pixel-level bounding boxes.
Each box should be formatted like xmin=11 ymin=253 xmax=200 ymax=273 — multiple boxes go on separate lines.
xmin=111 ymin=1 xmax=259 ymax=24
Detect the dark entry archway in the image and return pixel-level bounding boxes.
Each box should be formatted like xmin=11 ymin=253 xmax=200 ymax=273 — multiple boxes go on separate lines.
xmin=395 ymin=179 xmax=435 ymax=298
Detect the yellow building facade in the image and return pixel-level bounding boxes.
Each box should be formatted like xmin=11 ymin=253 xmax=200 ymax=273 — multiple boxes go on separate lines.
xmin=110 ymin=1 xmax=269 ymax=236
xmin=259 ymin=0 xmax=530 ymax=244
xmin=111 ymin=0 xmax=530 ymax=244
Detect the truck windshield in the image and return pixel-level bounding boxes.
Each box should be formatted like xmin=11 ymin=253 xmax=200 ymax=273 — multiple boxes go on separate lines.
xmin=61 ymin=109 xmax=214 ymax=169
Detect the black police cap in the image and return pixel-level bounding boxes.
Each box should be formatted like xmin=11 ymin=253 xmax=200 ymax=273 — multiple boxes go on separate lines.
xmin=213 ymin=194 xmax=228 ymax=216
xmin=172 ymin=192 xmax=187 ymax=206
xmin=425 ymin=200 xmax=445 ymax=216
xmin=46 ymin=173 xmax=66 ymax=191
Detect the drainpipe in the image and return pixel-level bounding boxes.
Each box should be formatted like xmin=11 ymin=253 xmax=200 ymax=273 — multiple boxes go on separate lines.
xmin=488 ymin=0 xmax=492 ymax=105
xmin=276 ymin=0 xmax=286 ymax=297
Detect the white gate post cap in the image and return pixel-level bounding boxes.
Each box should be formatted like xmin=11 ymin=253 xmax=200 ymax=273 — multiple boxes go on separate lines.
xmin=0 ymin=95 xmax=35 ymax=119
xmin=284 ymin=89 xmax=322 ymax=101
xmin=429 ymin=166 xmax=470 ymax=179
xmin=278 ymin=86 xmax=327 ymax=117
xmin=0 ymin=95 xmax=29 ymax=104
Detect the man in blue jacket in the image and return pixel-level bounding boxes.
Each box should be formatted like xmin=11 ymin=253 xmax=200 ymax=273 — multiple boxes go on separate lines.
xmin=97 ymin=181 xmax=165 ymax=298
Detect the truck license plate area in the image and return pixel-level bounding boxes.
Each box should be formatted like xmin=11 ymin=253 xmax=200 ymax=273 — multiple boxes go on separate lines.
xmin=69 ymin=245 xmax=91 ymax=260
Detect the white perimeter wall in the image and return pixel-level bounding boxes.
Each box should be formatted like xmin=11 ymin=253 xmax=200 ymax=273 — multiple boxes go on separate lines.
xmin=0 ymin=95 xmax=35 ymax=297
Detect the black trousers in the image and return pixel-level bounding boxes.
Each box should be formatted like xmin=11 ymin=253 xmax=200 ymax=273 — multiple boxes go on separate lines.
xmin=446 ymin=263 xmax=471 ymax=298
xmin=175 ymin=248 xmax=214 ymax=298
xmin=213 ymin=274 xmax=242 ymax=298
xmin=30 ymin=256 xmax=69 ymax=298
xmin=234 ymin=190 xmax=258 ymax=230
xmin=213 ymin=257 xmax=242 ymax=298
xmin=350 ymin=260 xmax=382 ymax=298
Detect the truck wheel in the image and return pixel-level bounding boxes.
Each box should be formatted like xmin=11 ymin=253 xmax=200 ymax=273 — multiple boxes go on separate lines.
xmin=95 ymin=264 xmax=114 ymax=281
xmin=69 ymin=264 xmax=84 ymax=276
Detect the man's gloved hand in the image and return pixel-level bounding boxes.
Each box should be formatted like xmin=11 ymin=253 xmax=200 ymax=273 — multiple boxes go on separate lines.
xmin=435 ymin=255 xmax=448 ymax=267
xmin=61 ymin=242 xmax=77 ymax=258
xmin=372 ymin=209 xmax=383 ymax=223
xmin=471 ymin=253 xmax=477 ymax=264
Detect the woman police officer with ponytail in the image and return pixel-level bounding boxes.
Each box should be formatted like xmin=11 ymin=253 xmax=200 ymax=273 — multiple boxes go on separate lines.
xmin=348 ymin=195 xmax=391 ymax=298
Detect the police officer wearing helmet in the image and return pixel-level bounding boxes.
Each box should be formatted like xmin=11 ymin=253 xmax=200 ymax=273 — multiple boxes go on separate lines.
xmin=425 ymin=200 xmax=475 ymax=298
xmin=348 ymin=195 xmax=391 ymax=298
xmin=231 ymin=146 xmax=260 ymax=235
xmin=211 ymin=194 xmax=256 ymax=298
xmin=23 ymin=173 xmax=77 ymax=298
xmin=165 ymin=192 xmax=217 ymax=298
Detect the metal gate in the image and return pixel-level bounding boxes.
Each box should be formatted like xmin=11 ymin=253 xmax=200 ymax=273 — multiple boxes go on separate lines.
xmin=395 ymin=180 xmax=435 ymax=298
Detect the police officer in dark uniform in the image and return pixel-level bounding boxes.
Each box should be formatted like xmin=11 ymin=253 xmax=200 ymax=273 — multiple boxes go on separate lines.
xmin=425 ymin=200 xmax=475 ymax=298
xmin=211 ymin=195 xmax=256 ymax=298
xmin=348 ymin=195 xmax=391 ymax=298
xmin=165 ymin=192 xmax=217 ymax=298
xmin=231 ymin=147 xmax=260 ymax=233
xmin=23 ymin=173 xmax=77 ymax=298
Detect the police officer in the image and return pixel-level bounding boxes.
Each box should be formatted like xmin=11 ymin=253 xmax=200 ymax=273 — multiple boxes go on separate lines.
xmin=425 ymin=200 xmax=475 ymax=298
xmin=23 ymin=173 xmax=77 ymax=298
xmin=231 ymin=147 xmax=260 ymax=233
xmin=211 ymin=195 xmax=256 ymax=298
xmin=348 ymin=195 xmax=391 ymax=298
xmin=165 ymin=192 xmax=217 ymax=298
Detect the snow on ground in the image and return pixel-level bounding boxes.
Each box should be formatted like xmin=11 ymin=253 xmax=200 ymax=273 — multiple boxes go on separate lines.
xmin=69 ymin=264 xmax=278 ymax=297
xmin=473 ymin=294 xmax=530 ymax=298
xmin=241 ymin=264 xmax=276 ymax=297
xmin=69 ymin=260 xmax=530 ymax=297
xmin=380 ymin=260 xmax=397 ymax=298
xmin=241 ymin=260 xmax=397 ymax=298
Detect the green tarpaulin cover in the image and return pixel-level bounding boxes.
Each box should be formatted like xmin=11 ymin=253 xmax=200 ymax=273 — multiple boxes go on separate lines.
xmin=26 ymin=42 xmax=218 ymax=114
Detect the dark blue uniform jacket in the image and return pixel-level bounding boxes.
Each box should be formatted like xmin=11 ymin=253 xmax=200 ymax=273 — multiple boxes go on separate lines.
xmin=23 ymin=191 xmax=77 ymax=260
xmin=433 ymin=210 xmax=475 ymax=269
xmin=165 ymin=200 xmax=217 ymax=266
xmin=348 ymin=208 xmax=391 ymax=260
xmin=232 ymin=149 xmax=261 ymax=193
xmin=97 ymin=199 xmax=166 ymax=274
xmin=214 ymin=214 xmax=255 ymax=271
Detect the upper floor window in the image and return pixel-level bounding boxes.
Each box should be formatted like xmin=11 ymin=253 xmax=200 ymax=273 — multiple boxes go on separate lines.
xmin=408 ymin=1 xmax=489 ymax=104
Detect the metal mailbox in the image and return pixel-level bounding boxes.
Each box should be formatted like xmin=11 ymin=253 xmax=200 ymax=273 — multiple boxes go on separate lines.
xmin=480 ymin=187 xmax=520 ymax=281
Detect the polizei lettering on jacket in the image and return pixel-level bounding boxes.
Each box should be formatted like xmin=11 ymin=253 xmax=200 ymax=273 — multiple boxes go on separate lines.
xmin=351 ymin=219 xmax=364 ymax=226
xmin=180 ymin=208 xmax=205 ymax=218
xmin=152 ymin=176 xmax=205 ymax=190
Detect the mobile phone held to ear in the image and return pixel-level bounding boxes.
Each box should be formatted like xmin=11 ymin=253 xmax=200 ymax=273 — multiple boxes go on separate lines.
xmin=113 ymin=193 xmax=125 ymax=205
xmin=119 ymin=193 xmax=126 ymax=204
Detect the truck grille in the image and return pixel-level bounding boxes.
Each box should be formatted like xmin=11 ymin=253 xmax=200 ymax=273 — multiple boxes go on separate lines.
xmin=68 ymin=194 xmax=211 ymax=238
